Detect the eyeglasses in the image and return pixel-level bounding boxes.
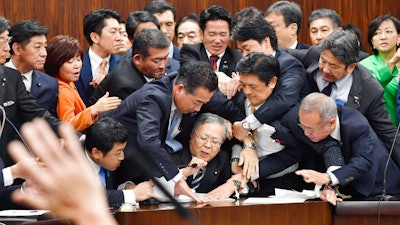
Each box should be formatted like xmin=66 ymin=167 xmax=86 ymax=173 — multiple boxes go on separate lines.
xmin=0 ymin=37 xmax=12 ymax=46
xmin=194 ymin=132 xmax=223 ymax=147
xmin=298 ymin=122 xmax=326 ymax=134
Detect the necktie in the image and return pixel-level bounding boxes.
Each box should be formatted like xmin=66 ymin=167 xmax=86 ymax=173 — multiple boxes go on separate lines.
xmin=165 ymin=110 xmax=183 ymax=153
xmin=321 ymin=82 xmax=335 ymax=96
xmin=21 ymin=75 xmax=31 ymax=92
xmin=99 ymin=167 xmax=106 ymax=187
xmin=99 ymin=59 xmax=107 ymax=75
xmin=210 ymin=55 xmax=219 ymax=71
xmin=190 ymin=167 xmax=205 ymax=190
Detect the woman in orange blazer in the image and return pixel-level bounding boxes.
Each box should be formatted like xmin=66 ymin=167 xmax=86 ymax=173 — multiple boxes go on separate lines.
xmin=45 ymin=35 xmax=121 ymax=132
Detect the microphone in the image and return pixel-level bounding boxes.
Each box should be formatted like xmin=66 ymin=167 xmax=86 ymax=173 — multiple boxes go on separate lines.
xmin=375 ymin=122 xmax=400 ymax=201
xmin=128 ymin=148 xmax=201 ymax=225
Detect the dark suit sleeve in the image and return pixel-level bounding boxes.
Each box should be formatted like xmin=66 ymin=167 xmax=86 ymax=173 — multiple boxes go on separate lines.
xmin=332 ymin=123 xmax=374 ymax=186
xmin=180 ymin=44 xmax=201 ymax=66
xmin=253 ymin=54 xmax=308 ymax=124
xmin=136 ymin=95 xmax=179 ymax=180
xmin=0 ymin=185 xmax=25 ymax=210
xmin=106 ymin=189 xmax=125 ymax=208
xmin=0 ymin=158 xmax=4 ymax=187
xmin=201 ymin=91 xmax=245 ymax=122
xmin=259 ymin=121 xmax=307 ymax=178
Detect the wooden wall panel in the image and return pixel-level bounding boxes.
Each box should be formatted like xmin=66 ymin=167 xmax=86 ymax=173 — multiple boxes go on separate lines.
xmin=0 ymin=0 xmax=399 ymax=53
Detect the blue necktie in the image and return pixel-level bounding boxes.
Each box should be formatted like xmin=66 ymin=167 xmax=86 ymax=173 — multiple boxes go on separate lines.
xmin=166 ymin=110 xmax=183 ymax=153
xmin=99 ymin=167 xmax=106 ymax=187
xmin=190 ymin=168 xmax=205 ymax=190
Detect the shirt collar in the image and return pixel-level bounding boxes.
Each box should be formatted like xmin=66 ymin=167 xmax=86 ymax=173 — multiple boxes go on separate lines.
xmin=330 ymin=115 xmax=341 ymax=141
xmin=85 ymin=151 xmax=101 ymax=174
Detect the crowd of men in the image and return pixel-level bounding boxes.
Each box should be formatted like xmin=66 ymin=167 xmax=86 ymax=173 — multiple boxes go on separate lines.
xmin=1 ymin=1 xmax=400 ymax=223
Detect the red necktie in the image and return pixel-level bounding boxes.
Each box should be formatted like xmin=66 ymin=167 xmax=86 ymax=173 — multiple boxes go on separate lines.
xmin=210 ymin=55 xmax=219 ymax=71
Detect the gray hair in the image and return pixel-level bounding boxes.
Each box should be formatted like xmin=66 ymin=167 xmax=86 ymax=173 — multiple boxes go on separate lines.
xmin=320 ymin=30 xmax=359 ymax=67
xmin=299 ymin=93 xmax=337 ymax=124
xmin=191 ymin=113 xmax=227 ymax=141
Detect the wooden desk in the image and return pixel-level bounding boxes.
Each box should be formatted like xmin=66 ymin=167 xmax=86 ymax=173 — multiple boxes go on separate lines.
xmin=115 ymin=200 xmax=332 ymax=225
xmin=335 ymin=200 xmax=400 ymax=225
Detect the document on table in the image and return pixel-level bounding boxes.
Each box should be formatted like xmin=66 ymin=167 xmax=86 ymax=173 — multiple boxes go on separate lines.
xmin=0 ymin=210 xmax=49 ymax=217
xmin=243 ymin=188 xmax=317 ymax=204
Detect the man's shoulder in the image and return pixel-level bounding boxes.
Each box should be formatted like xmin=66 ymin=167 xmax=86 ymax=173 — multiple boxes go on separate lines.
xmin=224 ymin=47 xmax=242 ymax=60
xmin=354 ymin=64 xmax=383 ymax=91
xmin=34 ymin=70 xmax=58 ymax=85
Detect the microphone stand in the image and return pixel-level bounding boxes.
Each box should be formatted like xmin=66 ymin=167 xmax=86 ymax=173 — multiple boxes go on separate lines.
xmin=374 ymin=122 xmax=400 ymax=201
xmin=129 ymin=149 xmax=202 ymax=225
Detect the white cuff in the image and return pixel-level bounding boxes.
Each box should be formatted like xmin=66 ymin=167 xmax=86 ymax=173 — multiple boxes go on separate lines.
xmin=243 ymin=114 xmax=262 ymax=130
xmin=122 ymin=189 xmax=136 ymax=205
xmin=3 ymin=167 xmax=13 ymax=187
xmin=172 ymin=170 xmax=183 ymax=183
xmin=327 ymin=166 xmax=341 ymax=185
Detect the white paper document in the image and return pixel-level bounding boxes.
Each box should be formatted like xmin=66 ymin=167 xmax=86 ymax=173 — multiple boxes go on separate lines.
xmin=242 ymin=188 xmax=317 ymax=204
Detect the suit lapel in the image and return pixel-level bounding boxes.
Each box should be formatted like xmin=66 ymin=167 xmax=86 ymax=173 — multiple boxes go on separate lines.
xmin=0 ymin=67 xmax=6 ymax=105
xmin=200 ymin=45 xmax=209 ymax=62
xmin=347 ymin=66 xmax=362 ymax=109
xmin=80 ymin=51 xmax=93 ymax=90
xmin=30 ymin=70 xmax=40 ymax=96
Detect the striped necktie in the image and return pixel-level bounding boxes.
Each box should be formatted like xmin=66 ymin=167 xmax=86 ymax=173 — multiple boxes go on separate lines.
xmin=190 ymin=167 xmax=205 ymax=190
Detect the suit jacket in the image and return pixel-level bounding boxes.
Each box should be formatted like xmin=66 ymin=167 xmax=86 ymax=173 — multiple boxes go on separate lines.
xmin=101 ymin=73 xmax=244 ymax=184
xmin=333 ymin=105 xmax=400 ymax=196
xmin=172 ymin=44 xmax=180 ymax=61
xmin=180 ymin=43 xmax=242 ymax=77
xmin=123 ymin=49 xmax=180 ymax=75
xmin=89 ymin=56 xmax=147 ymax=105
xmin=30 ymin=70 xmax=58 ymax=117
xmin=287 ymin=46 xmax=400 ymax=167
xmin=0 ymin=153 xmax=25 ymax=210
xmin=104 ymin=169 xmax=125 ymax=208
xmin=75 ymin=51 xmax=121 ymax=106
xmin=296 ymin=42 xmax=310 ymax=50
xmin=0 ymin=66 xmax=61 ymax=167
xmin=254 ymin=50 xmax=311 ymax=124
xmin=234 ymin=93 xmax=307 ymax=178
xmin=169 ymin=145 xmax=231 ymax=193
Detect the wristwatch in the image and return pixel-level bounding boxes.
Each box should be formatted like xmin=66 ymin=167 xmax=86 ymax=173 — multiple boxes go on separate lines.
xmin=243 ymin=142 xmax=256 ymax=150
xmin=231 ymin=158 xmax=240 ymax=163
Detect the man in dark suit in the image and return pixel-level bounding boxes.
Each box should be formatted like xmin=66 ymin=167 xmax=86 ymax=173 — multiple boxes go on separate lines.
xmin=76 ymin=8 xmax=122 ymax=106
xmin=5 ymin=20 xmax=58 ymax=117
xmin=84 ymin=117 xmax=154 ymax=208
xmin=123 ymin=10 xmax=180 ymax=76
xmin=144 ymin=1 xmax=180 ymax=61
xmin=264 ymin=1 xmax=309 ymax=49
xmin=231 ymin=53 xmax=308 ymax=195
xmin=102 ymin=61 xmax=244 ymax=203
xmin=288 ymin=30 xmax=400 ymax=167
xmin=169 ymin=113 xmax=237 ymax=194
xmin=180 ymin=5 xmax=242 ymax=98
xmin=295 ymin=93 xmax=400 ymax=205
xmin=0 ymin=17 xmax=60 ymax=167
xmin=230 ymin=15 xmax=311 ymax=143
xmin=89 ymin=29 xmax=170 ymax=104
